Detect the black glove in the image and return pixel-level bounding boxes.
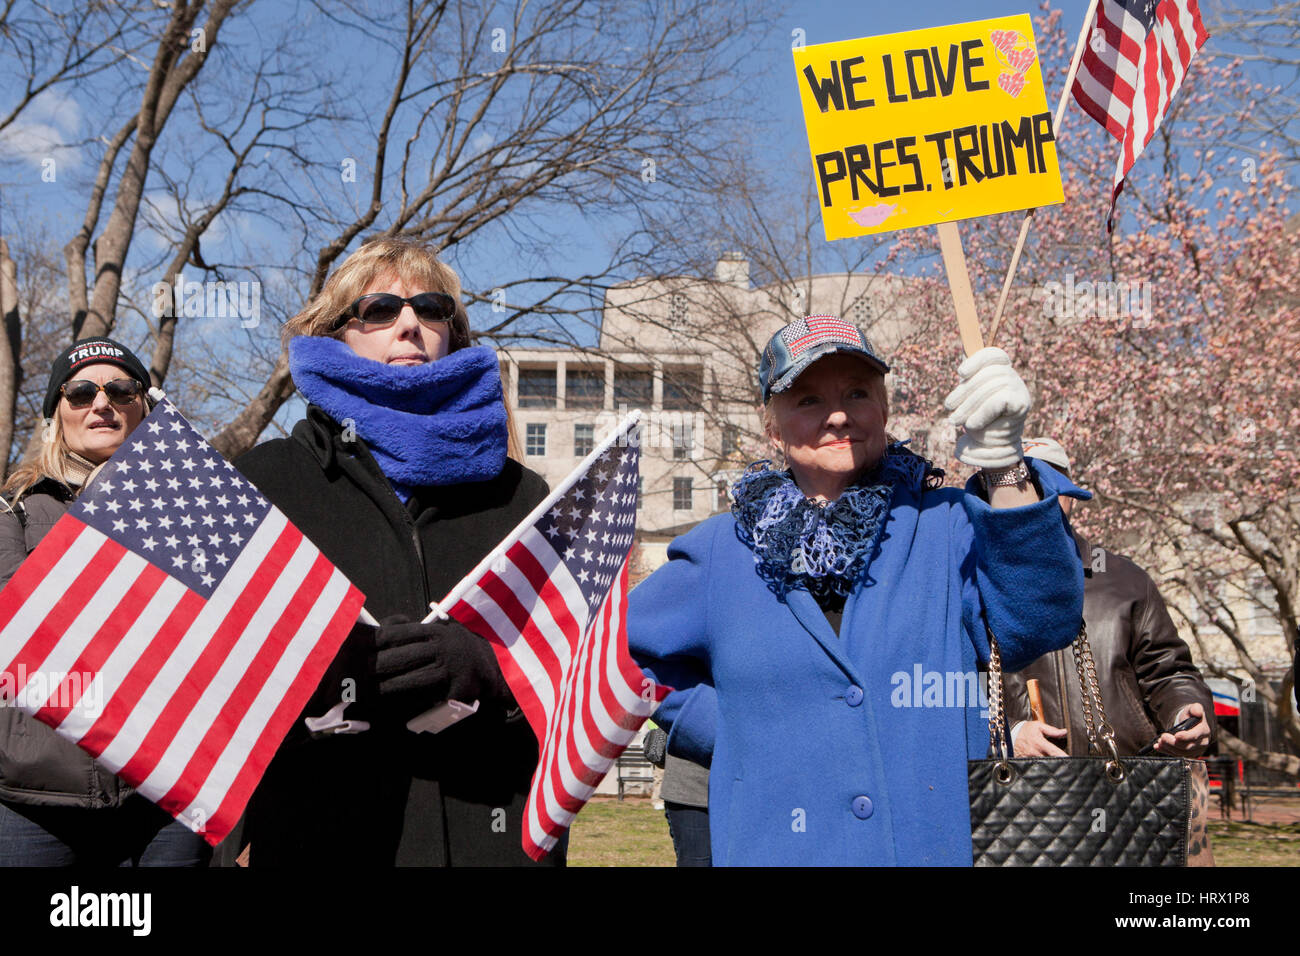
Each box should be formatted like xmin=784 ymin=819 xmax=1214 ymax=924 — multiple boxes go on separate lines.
xmin=643 ymin=727 xmax=668 ymax=768
xmin=373 ymin=616 xmax=511 ymax=719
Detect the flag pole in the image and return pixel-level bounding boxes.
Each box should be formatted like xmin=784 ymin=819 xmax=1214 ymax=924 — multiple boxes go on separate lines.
xmin=988 ymin=0 xmax=1100 ymax=347
xmin=424 ymin=409 xmax=643 ymax=624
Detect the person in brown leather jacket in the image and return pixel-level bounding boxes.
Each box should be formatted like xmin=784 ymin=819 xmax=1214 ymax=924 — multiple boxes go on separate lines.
xmin=1005 ymin=438 xmax=1215 ymax=759
xmin=0 ymin=338 xmax=210 ymax=866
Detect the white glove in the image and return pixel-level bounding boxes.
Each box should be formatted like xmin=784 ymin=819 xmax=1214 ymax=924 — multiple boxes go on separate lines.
xmin=943 ymin=347 xmax=1031 ymax=469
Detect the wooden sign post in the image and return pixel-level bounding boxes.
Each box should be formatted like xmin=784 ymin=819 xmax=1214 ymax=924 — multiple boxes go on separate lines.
xmin=792 ymin=14 xmax=1066 ymax=356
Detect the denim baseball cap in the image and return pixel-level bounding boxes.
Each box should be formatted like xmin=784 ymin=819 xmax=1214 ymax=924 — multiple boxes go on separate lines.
xmin=759 ymin=315 xmax=889 ymax=402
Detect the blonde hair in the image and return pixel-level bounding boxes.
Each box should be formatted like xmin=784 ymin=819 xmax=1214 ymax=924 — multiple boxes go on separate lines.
xmin=283 ymin=238 xmax=471 ymax=350
xmin=4 ymin=416 xmax=91 ymax=501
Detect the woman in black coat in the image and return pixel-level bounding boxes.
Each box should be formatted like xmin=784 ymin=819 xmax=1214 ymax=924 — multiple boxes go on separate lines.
xmin=236 ymin=239 xmax=560 ymax=866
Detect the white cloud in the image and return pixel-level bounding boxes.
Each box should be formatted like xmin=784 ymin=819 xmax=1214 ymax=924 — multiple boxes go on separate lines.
xmin=0 ymin=89 xmax=85 ymax=170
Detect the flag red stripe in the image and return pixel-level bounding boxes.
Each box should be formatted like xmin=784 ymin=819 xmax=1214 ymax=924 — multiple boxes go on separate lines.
xmin=3 ymin=535 xmax=126 ymax=679
xmin=205 ymin=582 xmax=366 ymax=846
xmin=551 ymin=599 xmax=610 ymax=805
xmin=534 ymin=572 xmax=637 ymax=841
xmin=527 ymin=583 xmax=607 ymax=842
xmin=76 ymin=588 xmax=206 ymax=760
xmin=482 ymin=570 xmax=566 ymax=696
xmin=156 ymin=549 xmax=337 ymax=816
xmin=517 ymin=544 xmax=593 ymax=653
xmin=0 ymin=515 xmax=87 ymax=646
xmin=1159 ymin=4 xmax=1190 ymax=89
xmin=117 ymin=523 xmax=304 ymax=783
xmin=505 ymin=539 xmax=550 ymax=595
xmin=1072 ymin=74 xmax=1123 ymax=139
xmin=36 ymin=563 xmax=168 ymax=727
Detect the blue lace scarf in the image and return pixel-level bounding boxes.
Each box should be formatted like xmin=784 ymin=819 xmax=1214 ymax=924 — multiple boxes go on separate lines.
xmin=730 ymin=443 xmax=941 ymax=601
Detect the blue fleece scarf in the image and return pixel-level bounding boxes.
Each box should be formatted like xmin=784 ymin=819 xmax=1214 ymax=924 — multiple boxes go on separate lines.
xmin=731 ymin=443 xmax=942 ymax=601
xmin=288 ymin=336 xmax=507 ymax=500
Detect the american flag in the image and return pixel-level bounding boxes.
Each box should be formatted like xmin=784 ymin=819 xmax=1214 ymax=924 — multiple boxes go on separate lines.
xmin=439 ymin=412 xmax=667 ymax=860
xmin=0 ymin=398 xmax=365 ymax=846
xmin=1071 ymin=0 xmax=1208 ymax=230
xmin=782 ymin=315 xmax=862 ymax=358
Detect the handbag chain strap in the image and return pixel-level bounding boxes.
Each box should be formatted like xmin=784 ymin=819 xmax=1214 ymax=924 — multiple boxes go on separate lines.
xmin=1070 ymin=623 xmax=1118 ymax=762
xmin=986 ymin=621 xmax=1124 ymax=782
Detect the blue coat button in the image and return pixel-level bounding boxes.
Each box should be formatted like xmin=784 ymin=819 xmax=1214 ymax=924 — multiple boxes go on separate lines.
xmin=852 ymin=795 xmax=874 ymax=819
xmin=845 ymin=685 xmax=864 ymax=706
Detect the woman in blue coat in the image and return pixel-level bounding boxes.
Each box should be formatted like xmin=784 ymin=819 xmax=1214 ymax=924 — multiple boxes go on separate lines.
xmin=627 ymin=316 xmax=1084 ymax=866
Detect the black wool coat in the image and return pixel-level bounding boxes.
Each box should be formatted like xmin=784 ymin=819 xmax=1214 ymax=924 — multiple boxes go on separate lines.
xmin=235 ymin=405 xmax=563 ymax=866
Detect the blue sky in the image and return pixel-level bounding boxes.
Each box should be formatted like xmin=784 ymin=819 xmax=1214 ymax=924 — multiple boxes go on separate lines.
xmin=0 ymin=0 xmax=1287 ymax=392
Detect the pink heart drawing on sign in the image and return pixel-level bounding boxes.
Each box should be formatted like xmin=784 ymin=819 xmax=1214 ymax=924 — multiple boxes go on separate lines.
xmin=997 ymin=71 xmax=1025 ymax=98
xmin=1007 ymin=46 xmax=1036 ymax=74
xmin=848 ymin=204 xmax=897 ymax=228
xmin=990 ymin=30 xmax=1021 ymax=56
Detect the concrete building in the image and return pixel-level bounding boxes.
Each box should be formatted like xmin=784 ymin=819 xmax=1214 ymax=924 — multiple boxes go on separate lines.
xmin=499 ymin=255 xmax=929 ymax=572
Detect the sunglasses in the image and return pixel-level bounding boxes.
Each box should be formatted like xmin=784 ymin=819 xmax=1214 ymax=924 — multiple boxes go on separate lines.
xmin=340 ymin=292 xmax=456 ymax=329
xmin=60 ymin=378 xmax=145 ymax=409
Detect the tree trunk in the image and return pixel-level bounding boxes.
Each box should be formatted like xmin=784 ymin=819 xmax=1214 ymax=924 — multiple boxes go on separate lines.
xmin=0 ymin=239 xmax=20 ymax=481
xmin=210 ymin=355 xmax=296 ymax=460
xmin=78 ymin=0 xmax=239 ymax=339
xmin=1217 ymin=729 xmax=1300 ymax=777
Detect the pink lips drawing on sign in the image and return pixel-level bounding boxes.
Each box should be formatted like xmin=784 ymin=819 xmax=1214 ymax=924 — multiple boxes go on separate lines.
xmin=848 ymin=204 xmax=897 ymax=228
xmin=997 ymin=71 xmax=1025 ymax=97
xmin=1006 ymin=46 xmax=1036 ymax=74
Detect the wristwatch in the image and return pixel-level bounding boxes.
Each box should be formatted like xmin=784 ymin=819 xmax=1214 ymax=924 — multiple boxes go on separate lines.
xmin=980 ymin=459 xmax=1030 ymax=492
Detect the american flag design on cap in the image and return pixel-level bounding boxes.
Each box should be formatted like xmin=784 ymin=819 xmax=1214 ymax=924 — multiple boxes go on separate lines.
xmin=759 ymin=314 xmax=888 ymax=401
xmin=781 ymin=315 xmax=864 ymax=357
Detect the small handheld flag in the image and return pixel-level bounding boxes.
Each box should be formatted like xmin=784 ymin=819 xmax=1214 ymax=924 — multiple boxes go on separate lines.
xmin=436 ymin=411 xmax=668 ymax=860
xmin=0 ymin=398 xmax=365 ymax=845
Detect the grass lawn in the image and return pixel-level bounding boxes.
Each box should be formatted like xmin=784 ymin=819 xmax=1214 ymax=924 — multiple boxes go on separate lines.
xmin=1207 ymin=820 xmax=1300 ymax=866
xmin=567 ymin=797 xmax=1299 ymax=867
xmin=567 ymin=797 xmax=675 ymax=867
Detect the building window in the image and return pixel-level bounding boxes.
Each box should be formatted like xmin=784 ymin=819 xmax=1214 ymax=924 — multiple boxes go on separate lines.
xmin=614 ymin=367 xmax=653 ymax=410
xmin=721 ymin=424 xmax=739 ymax=457
xmin=574 ymin=423 xmax=595 ymax=457
xmin=852 ymin=296 xmax=874 ymax=325
xmin=525 ymin=423 xmax=547 ymax=456
xmin=567 ymin=367 xmax=604 ymax=409
xmin=669 ymin=293 xmax=689 ymax=328
xmin=715 ymin=479 xmax=729 ymax=511
xmin=672 ymin=423 xmax=693 ymax=460
xmin=1249 ymin=573 xmax=1281 ymax=636
xmin=673 ymin=477 xmax=693 ymax=511
xmin=662 ymin=366 xmax=703 ymax=410
xmin=518 ymin=367 xmax=556 ymax=408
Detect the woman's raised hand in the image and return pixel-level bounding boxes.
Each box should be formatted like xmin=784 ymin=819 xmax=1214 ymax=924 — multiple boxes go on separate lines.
xmin=943 ymin=347 xmax=1032 ymax=469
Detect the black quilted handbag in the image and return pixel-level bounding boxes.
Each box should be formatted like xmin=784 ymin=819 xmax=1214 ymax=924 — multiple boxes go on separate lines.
xmin=969 ymin=624 xmax=1191 ymax=866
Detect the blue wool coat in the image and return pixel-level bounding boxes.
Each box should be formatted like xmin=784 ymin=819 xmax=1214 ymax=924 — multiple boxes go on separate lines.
xmin=627 ymin=460 xmax=1085 ymax=866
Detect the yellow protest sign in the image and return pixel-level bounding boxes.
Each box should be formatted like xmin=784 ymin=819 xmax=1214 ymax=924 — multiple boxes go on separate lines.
xmin=793 ymin=14 xmax=1064 ymax=240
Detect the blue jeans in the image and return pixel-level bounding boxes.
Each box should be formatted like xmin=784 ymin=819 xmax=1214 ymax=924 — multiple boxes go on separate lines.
xmin=664 ymin=802 xmax=711 ymax=867
xmin=0 ymin=796 xmax=212 ymax=867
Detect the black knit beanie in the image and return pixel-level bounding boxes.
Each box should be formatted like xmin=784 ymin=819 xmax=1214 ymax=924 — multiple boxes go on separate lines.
xmin=43 ymin=337 xmax=151 ymax=419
